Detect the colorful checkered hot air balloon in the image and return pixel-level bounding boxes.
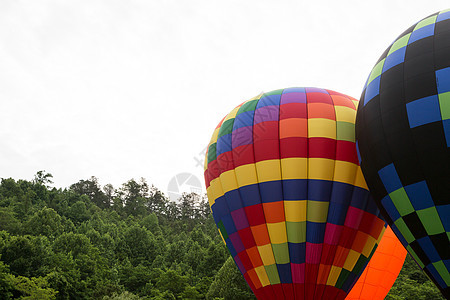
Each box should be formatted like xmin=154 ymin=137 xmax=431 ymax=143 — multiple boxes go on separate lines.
xmin=204 ymin=87 xmax=386 ymax=300
xmin=356 ymin=9 xmax=450 ymax=299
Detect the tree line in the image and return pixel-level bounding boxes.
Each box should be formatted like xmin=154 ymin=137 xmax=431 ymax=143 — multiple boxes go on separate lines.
xmin=0 ymin=172 xmax=443 ymax=299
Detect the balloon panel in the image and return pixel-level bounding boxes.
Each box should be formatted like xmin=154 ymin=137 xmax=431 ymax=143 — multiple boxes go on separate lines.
xmin=356 ymin=9 xmax=450 ymax=298
xmin=346 ymin=226 xmax=407 ymax=300
xmin=205 ymin=88 xmax=386 ymax=300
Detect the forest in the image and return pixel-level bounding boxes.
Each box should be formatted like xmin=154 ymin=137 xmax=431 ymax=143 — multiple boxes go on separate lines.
xmin=0 ymin=171 xmax=444 ymax=299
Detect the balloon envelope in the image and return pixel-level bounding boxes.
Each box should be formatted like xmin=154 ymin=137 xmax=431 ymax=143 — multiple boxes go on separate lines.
xmin=346 ymin=226 xmax=407 ymax=300
xmin=204 ymin=87 xmax=386 ymax=300
xmin=356 ymin=9 xmax=450 ymax=299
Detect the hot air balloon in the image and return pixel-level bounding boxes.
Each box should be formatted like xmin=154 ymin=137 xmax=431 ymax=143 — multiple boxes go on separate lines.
xmin=355 ymin=9 xmax=450 ymax=299
xmin=204 ymin=87 xmax=386 ymax=300
xmin=346 ymin=226 xmax=407 ymax=300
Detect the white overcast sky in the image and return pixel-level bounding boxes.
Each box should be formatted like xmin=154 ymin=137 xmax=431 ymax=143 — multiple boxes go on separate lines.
xmin=0 ymin=1 xmax=448 ymax=195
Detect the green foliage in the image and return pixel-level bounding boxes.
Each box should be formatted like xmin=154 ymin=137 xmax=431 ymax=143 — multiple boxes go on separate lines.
xmin=102 ymin=291 xmax=143 ymax=299
xmin=140 ymin=213 xmax=162 ymax=235
xmin=156 ymin=269 xmax=188 ymax=296
xmin=66 ymin=201 xmax=91 ymax=224
xmin=0 ymin=172 xmax=227 ymax=299
xmin=0 ymin=257 xmax=14 ymax=299
xmin=0 ymin=207 xmax=21 ymax=234
xmin=0 ymin=234 xmax=51 ymax=278
xmin=10 ymin=275 xmax=58 ymax=299
xmin=33 ymin=171 xmax=54 ymax=187
xmin=0 ymin=254 xmax=58 ymax=299
xmin=24 ymin=207 xmax=64 ymax=238
xmin=386 ymin=255 xmax=445 ymax=300
xmin=207 ymin=257 xmax=255 ymax=300
xmin=70 ymin=177 xmax=110 ymax=209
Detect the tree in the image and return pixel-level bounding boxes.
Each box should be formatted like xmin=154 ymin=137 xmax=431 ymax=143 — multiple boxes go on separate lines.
xmin=51 ymin=232 xmax=113 ymax=299
xmin=155 ymin=269 xmax=188 ymax=298
xmin=102 ymin=291 xmax=143 ymax=300
xmin=198 ymin=195 xmax=211 ymax=220
xmin=119 ymin=178 xmax=149 ymax=216
xmin=118 ymin=262 xmax=153 ymax=295
xmin=24 ymin=207 xmax=63 ymax=238
xmin=198 ymin=242 xmax=228 ymax=278
xmin=66 ymin=201 xmax=90 ymax=224
xmin=180 ymin=285 xmax=202 ymax=299
xmin=0 ymin=257 xmax=14 ymax=299
xmin=70 ymin=177 xmax=110 ymax=209
xmin=0 ymin=208 xmax=21 ymax=234
xmin=53 ymin=232 xmax=95 ymax=259
xmin=33 ymin=171 xmax=54 ymax=188
xmin=118 ymin=225 xmax=159 ymax=266
xmin=207 ymin=257 xmax=255 ymax=300
xmin=10 ymin=275 xmax=58 ymax=299
xmin=140 ymin=213 xmax=162 ymax=235
xmin=0 ymin=235 xmax=51 ymax=278
xmin=164 ymin=201 xmax=179 ymax=221
xmin=147 ymin=186 xmax=168 ymax=215
xmin=45 ymin=268 xmax=86 ymax=300
xmin=178 ymin=193 xmax=198 ymax=220
xmin=103 ymin=184 xmax=115 ymax=208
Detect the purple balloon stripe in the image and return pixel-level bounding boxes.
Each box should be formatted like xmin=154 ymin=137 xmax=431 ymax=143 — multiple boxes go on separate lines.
xmin=305 ymin=87 xmax=329 ymax=94
xmin=232 ymin=126 xmax=253 ymax=148
xmin=231 ymin=208 xmax=249 ymax=230
xmin=229 ymin=232 xmax=245 ymax=253
xmin=254 ymin=105 xmax=279 ymax=124
xmin=234 ymin=255 xmax=246 ymax=274
xmin=281 ymin=92 xmax=307 ymax=104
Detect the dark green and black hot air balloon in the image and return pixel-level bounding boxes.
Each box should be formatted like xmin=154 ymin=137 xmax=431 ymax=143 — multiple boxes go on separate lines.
xmin=356 ymin=9 xmax=450 ymax=299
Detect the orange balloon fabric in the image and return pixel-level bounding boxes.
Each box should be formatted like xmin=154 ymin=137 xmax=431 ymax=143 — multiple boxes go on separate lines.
xmin=346 ymin=226 xmax=407 ymax=300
